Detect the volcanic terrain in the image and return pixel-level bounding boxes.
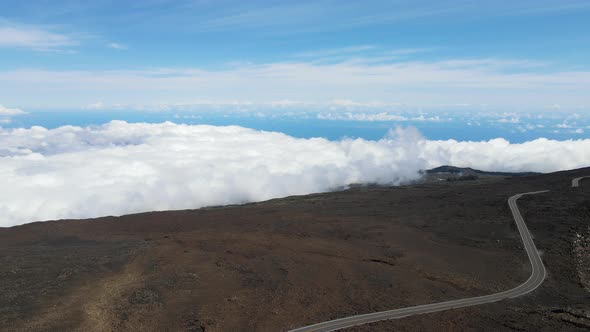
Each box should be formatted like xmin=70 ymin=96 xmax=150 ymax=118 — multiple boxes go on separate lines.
xmin=1 ymin=167 xmax=589 ymax=331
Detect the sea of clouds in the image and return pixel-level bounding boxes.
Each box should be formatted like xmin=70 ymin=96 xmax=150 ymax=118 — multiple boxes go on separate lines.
xmin=1 ymin=121 xmax=589 ymax=227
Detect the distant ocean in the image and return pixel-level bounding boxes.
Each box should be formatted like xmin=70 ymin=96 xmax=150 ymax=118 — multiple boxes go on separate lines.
xmin=3 ymin=110 xmax=589 ymax=143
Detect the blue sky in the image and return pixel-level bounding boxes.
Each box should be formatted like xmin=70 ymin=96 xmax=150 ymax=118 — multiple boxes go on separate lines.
xmin=0 ymin=0 xmax=589 ymax=111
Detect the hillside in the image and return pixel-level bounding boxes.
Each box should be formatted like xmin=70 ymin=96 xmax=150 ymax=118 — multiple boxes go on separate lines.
xmin=1 ymin=168 xmax=589 ymax=331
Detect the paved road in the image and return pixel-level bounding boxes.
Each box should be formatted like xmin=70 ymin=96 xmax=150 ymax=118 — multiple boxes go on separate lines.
xmin=572 ymin=176 xmax=590 ymax=187
xmin=288 ymin=190 xmax=550 ymax=332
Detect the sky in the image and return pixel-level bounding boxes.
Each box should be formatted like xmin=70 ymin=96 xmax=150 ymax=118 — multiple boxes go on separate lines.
xmin=0 ymin=0 xmax=589 ymax=110
xmin=1 ymin=1 xmax=590 ymax=226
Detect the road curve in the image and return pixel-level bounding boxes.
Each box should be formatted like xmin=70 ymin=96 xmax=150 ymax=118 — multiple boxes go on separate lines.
xmin=288 ymin=190 xmax=549 ymax=332
xmin=572 ymin=176 xmax=590 ymax=187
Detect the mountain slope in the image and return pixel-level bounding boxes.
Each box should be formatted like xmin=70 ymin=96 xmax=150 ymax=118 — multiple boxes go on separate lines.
xmin=1 ymin=167 xmax=589 ymax=331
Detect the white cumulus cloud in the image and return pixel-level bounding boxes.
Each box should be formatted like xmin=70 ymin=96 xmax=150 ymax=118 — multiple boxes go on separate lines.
xmin=496 ymin=117 xmax=520 ymax=124
xmin=318 ymin=112 xmax=409 ymax=121
xmin=0 ymin=121 xmax=589 ymax=227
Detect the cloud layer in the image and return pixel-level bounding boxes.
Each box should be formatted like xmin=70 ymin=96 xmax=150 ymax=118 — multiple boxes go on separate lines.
xmin=2 ymin=58 xmax=589 ymax=109
xmin=1 ymin=121 xmax=589 ymax=226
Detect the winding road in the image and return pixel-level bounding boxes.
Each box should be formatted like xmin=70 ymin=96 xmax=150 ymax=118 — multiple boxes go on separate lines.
xmin=572 ymin=176 xmax=590 ymax=187
xmin=289 ymin=177 xmax=590 ymax=332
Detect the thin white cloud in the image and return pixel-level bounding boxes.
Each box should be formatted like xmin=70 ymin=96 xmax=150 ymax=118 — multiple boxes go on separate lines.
xmin=0 ymin=104 xmax=26 ymax=115
xmin=79 ymin=100 xmax=409 ymax=112
xmin=294 ymin=45 xmax=375 ymax=58
xmin=436 ymin=58 xmax=548 ymax=69
xmin=193 ymin=1 xmax=590 ymax=33
xmin=0 ymin=24 xmax=77 ymax=51
xmin=84 ymin=101 xmax=106 ymax=110
xmin=1 ymin=122 xmax=589 ymax=227
xmin=412 ymin=115 xmax=443 ymax=122
xmin=201 ymin=3 xmax=326 ymax=30
xmin=512 ymin=0 xmax=590 ymax=14
xmin=294 ymin=45 xmax=376 ymax=58
xmin=387 ymin=48 xmax=435 ymax=56
xmin=1 ymin=57 xmax=589 ymax=109
xmin=294 ymin=47 xmax=435 ymax=65
xmin=107 ymin=42 xmax=127 ymax=50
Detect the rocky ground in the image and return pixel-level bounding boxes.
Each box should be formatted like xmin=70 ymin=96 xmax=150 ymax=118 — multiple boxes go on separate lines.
xmin=0 ymin=167 xmax=589 ymax=331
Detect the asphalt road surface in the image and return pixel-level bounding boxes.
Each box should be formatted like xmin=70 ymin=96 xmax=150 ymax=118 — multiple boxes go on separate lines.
xmin=288 ymin=187 xmax=555 ymax=332
xmin=572 ymin=176 xmax=590 ymax=187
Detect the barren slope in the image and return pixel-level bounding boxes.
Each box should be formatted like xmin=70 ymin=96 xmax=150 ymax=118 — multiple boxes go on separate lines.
xmin=1 ymin=167 xmax=589 ymax=331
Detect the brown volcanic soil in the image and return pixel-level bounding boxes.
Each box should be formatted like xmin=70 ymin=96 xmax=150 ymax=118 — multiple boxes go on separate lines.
xmin=1 ymin=168 xmax=589 ymax=331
